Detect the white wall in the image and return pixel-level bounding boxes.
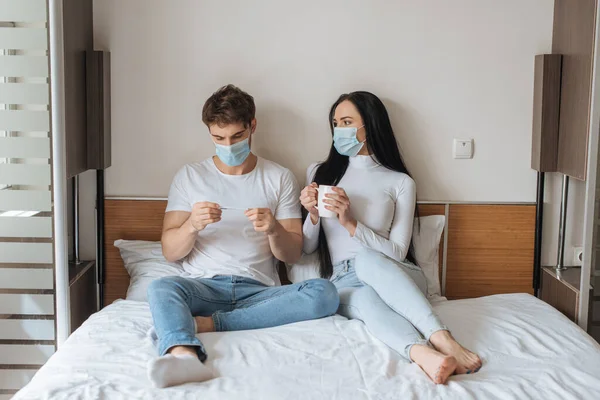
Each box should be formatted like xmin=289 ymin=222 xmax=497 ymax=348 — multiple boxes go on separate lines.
xmin=93 ymin=0 xmax=553 ymax=201
xmin=92 ymin=1 xmax=584 ymax=262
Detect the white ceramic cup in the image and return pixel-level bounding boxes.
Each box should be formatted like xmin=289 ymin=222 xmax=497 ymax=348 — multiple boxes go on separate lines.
xmin=317 ymin=185 xmax=338 ymax=218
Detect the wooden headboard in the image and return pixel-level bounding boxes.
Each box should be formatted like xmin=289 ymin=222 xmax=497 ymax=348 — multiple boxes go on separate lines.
xmin=104 ymin=199 xmax=535 ymax=306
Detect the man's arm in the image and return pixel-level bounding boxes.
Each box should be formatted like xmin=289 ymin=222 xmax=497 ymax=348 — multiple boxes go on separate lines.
xmin=161 ymin=211 xmax=195 ymax=262
xmin=245 ymin=209 xmax=302 ymax=264
xmin=161 ymin=202 xmax=221 ymax=262
xmin=268 ymin=218 xmax=302 ymax=264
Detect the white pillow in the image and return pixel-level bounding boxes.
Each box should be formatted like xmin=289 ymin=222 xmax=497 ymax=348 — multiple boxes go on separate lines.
xmin=114 ymin=239 xmax=184 ymax=302
xmin=287 ymin=215 xmax=445 ymax=298
xmin=287 ymin=251 xmax=321 ymax=283
xmin=412 ymin=215 xmax=445 ymax=298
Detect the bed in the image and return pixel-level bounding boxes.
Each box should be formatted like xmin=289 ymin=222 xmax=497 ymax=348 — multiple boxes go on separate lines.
xmin=12 ymin=199 xmax=600 ymax=399
xmin=13 ymin=294 xmax=600 ymax=399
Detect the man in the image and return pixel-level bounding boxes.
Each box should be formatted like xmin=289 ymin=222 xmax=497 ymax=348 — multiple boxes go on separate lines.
xmin=147 ymin=85 xmax=339 ymax=388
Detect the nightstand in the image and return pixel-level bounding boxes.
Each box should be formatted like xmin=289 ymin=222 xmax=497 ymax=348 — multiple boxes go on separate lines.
xmin=69 ymin=260 xmax=98 ymax=333
xmin=540 ymin=266 xmax=581 ymax=322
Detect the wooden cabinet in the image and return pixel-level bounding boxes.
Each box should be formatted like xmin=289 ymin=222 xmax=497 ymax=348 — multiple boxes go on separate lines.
xmin=531 ymin=54 xmax=561 ymax=172
xmin=63 ymin=0 xmax=93 ymax=178
xmin=552 ymin=0 xmax=597 ymax=180
xmin=540 ymin=266 xmax=580 ymax=322
xmin=69 ymin=260 xmax=98 ymax=333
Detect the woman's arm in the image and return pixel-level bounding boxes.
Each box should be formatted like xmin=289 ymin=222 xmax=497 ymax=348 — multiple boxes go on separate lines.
xmin=301 ymin=164 xmax=321 ymax=254
xmin=300 ymin=164 xmax=321 ymax=254
xmin=323 ymin=176 xmax=416 ymax=263
xmin=302 ymin=213 xmax=321 ymax=254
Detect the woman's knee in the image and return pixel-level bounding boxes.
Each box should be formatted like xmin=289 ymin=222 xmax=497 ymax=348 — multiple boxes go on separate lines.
xmin=351 ymin=286 xmax=383 ymax=317
xmin=354 ymin=248 xmax=392 ymax=282
xmin=302 ymin=278 xmax=340 ymax=318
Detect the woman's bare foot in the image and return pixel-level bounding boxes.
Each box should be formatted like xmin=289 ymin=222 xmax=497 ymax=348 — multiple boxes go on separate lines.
xmin=429 ymin=330 xmax=481 ymax=374
xmin=194 ymin=316 xmax=215 ymax=333
xmin=410 ymin=344 xmax=458 ymax=384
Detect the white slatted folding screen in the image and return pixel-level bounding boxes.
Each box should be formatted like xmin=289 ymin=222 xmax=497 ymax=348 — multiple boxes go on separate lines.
xmin=0 ymin=1 xmax=55 ymax=397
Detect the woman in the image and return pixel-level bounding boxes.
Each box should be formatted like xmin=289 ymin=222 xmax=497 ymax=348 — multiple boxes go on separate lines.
xmin=300 ymin=91 xmax=481 ymax=384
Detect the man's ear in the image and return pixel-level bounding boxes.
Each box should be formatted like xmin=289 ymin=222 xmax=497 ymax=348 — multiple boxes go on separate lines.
xmin=250 ymin=118 xmax=257 ymax=134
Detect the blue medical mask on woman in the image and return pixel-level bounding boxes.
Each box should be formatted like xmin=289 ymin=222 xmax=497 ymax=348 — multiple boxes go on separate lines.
xmin=333 ymin=125 xmax=365 ymax=157
xmin=214 ymin=137 xmax=251 ymax=166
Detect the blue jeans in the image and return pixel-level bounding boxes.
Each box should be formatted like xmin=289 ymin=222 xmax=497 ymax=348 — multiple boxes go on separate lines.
xmin=147 ymin=275 xmax=339 ymax=361
xmin=332 ymin=249 xmax=447 ymax=360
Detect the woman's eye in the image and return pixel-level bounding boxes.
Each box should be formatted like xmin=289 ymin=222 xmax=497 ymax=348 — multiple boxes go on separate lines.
xmin=344 ymin=120 xmax=351 ymax=125
xmin=333 ymin=122 xmax=338 ymax=127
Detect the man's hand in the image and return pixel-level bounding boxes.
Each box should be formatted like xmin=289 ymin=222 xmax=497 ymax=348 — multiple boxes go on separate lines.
xmin=245 ymin=208 xmax=277 ymax=235
xmin=189 ymin=202 xmax=222 ymax=232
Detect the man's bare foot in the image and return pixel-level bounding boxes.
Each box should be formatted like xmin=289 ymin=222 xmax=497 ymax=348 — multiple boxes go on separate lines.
xmin=410 ymin=344 xmax=458 ymax=384
xmin=429 ymin=330 xmax=482 ymax=374
xmin=194 ymin=316 xmax=215 ymax=333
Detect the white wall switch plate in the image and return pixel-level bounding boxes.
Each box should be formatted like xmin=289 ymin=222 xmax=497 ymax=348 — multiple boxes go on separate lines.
xmin=453 ymin=138 xmax=474 ymax=159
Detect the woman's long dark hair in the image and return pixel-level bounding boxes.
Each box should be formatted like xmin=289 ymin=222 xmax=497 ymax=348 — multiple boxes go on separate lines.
xmin=309 ymin=91 xmax=419 ymax=278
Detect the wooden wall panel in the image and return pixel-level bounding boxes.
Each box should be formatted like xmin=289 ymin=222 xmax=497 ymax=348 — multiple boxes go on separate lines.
xmin=417 ymin=204 xmax=445 ymax=217
xmin=104 ymin=200 xmax=166 ymax=305
xmin=105 ymin=201 xmax=448 ymax=305
xmin=552 ymin=0 xmax=597 ymax=179
xmin=445 ymin=205 xmax=535 ymax=299
xmin=105 ymin=201 xmax=536 ymax=304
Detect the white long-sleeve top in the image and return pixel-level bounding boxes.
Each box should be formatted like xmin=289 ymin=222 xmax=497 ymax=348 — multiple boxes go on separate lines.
xmin=302 ymin=155 xmax=416 ymax=265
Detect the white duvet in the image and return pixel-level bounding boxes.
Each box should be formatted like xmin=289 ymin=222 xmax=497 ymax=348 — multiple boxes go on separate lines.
xmin=14 ymin=293 xmax=600 ymax=400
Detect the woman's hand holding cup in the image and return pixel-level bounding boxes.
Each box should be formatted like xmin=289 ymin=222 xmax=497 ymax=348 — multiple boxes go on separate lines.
xmin=300 ymin=183 xmax=320 ymax=224
xmin=323 ymin=187 xmax=357 ymax=236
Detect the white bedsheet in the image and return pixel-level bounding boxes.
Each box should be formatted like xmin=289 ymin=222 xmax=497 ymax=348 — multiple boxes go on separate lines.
xmin=14 ymin=293 xmax=600 ymax=399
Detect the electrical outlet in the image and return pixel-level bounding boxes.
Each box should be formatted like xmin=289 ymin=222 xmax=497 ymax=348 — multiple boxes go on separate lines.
xmin=573 ymin=247 xmax=583 ymax=266
xmin=453 ymin=138 xmax=474 ymax=159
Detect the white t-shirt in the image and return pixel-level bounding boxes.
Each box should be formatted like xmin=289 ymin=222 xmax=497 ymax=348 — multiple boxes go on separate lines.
xmin=166 ymin=157 xmax=301 ymax=286
xmin=303 ymin=155 xmax=416 ymax=265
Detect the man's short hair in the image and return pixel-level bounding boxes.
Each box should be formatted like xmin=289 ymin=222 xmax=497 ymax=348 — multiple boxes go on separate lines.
xmin=202 ymin=84 xmax=256 ymax=128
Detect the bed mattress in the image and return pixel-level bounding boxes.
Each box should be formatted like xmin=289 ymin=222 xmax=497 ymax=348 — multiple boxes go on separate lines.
xmin=13 ymin=293 xmax=600 ymax=399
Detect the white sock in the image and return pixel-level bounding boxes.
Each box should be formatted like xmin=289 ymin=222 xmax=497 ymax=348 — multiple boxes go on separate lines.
xmin=147 ymin=354 xmax=213 ymax=388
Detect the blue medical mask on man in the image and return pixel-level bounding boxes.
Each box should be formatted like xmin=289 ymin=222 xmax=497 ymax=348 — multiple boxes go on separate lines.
xmin=214 ymin=131 xmax=252 ymax=167
xmin=333 ymin=125 xmax=366 ymax=157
